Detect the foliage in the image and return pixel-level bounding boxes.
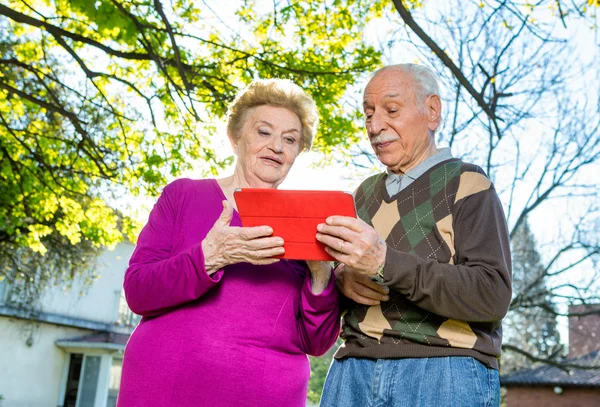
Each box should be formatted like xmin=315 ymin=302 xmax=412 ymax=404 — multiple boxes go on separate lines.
xmin=0 ymin=234 xmax=100 ymax=313
xmin=0 ymin=0 xmax=382 ymax=305
xmin=307 ymin=339 xmax=341 ymax=404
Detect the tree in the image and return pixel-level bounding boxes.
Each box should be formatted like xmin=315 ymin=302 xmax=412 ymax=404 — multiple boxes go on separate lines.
xmin=383 ymin=0 xmax=600 ymax=371
xmin=0 ymin=0 xmax=383 ymax=307
xmin=502 ymin=219 xmax=562 ymax=372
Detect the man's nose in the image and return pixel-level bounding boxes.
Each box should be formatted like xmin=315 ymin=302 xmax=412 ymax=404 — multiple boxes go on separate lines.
xmin=368 ymin=111 xmax=387 ymax=135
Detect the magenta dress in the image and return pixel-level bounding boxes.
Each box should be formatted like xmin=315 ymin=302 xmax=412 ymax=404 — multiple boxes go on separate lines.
xmin=118 ymin=179 xmax=340 ymax=406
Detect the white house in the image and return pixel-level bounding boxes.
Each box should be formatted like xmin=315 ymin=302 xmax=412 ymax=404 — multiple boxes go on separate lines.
xmin=0 ymin=242 xmax=137 ymax=407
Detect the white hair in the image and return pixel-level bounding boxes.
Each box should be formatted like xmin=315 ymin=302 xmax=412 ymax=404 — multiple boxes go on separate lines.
xmin=370 ymin=63 xmax=441 ymax=107
xmin=369 ymin=63 xmax=443 ymax=133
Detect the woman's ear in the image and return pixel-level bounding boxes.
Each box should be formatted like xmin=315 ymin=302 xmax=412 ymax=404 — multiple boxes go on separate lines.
xmin=227 ymin=132 xmax=238 ymax=154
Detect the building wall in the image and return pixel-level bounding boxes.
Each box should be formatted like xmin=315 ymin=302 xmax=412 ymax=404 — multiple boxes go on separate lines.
xmin=0 ymin=242 xmax=135 ymax=407
xmin=506 ymin=387 xmax=600 ymax=407
xmin=0 ymin=318 xmax=91 ymax=407
xmin=569 ymin=304 xmax=600 ymax=358
xmin=39 ymin=243 xmax=134 ymax=324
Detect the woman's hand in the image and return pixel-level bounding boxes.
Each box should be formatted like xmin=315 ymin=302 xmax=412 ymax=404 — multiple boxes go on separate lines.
xmin=202 ymin=201 xmax=285 ymax=274
xmin=306 ymin=260 xmax=333 ymax=295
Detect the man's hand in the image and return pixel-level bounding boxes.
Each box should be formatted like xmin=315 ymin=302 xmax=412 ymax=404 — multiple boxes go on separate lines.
xmin=335 ymin=264 xmax=389 ymax=305
xmin=316 ymin=216 xmax=386 ymax=276
xmin=202 ymin=200 xmax=284 ymax=274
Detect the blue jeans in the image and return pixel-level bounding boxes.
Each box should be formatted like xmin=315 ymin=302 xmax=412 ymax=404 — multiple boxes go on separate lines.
xmin=320 ymin=357 xmax=499 ymax=407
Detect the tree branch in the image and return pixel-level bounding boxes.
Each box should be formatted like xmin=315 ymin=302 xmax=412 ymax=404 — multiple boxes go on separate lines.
xmin=502 ymin=344 xmax=600 ymax=371
xmin=391 ymin=0 xmax=501 ymax=126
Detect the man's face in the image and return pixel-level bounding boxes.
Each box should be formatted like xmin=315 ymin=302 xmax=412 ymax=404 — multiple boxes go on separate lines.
xmin=363 ymin=70 xmax=439 ymax=173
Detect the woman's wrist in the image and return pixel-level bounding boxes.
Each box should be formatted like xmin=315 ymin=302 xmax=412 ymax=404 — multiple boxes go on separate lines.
xmin=307 ymin=261 xmax=332 ymax=294
xmin=309 ymin=273 xmax=330 ymax=295
xmin=202 ymin=239 xmax=225 ymax=275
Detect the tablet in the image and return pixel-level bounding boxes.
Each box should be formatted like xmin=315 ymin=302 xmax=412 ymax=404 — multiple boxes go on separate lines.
xmin=233 ymin=188 xmax=356 ymax=261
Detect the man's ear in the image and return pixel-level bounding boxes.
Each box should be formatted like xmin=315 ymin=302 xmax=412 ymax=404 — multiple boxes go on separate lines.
xmin=427 ymin=95 xmax=442 ymax=132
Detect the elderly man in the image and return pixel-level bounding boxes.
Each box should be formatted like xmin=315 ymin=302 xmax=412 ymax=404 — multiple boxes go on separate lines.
xmin=317 ymin=64 xmax=512 ymax=406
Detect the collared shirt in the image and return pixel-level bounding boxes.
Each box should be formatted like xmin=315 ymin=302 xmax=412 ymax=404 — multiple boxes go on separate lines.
xmin=385 ymin=147 xmax=453 ymax=197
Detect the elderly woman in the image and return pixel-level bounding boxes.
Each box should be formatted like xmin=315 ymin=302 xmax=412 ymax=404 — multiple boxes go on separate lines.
xmin=117 ymin=79 xmax=339 ymax=407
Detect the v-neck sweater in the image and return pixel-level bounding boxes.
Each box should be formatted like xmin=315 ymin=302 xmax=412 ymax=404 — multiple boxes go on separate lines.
xmin=336 ymin=159 xmax=512 ymax=369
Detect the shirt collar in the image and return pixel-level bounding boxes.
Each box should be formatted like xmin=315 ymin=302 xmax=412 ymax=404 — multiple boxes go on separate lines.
xmin=385 ymin=147 xmax=454 ymax=188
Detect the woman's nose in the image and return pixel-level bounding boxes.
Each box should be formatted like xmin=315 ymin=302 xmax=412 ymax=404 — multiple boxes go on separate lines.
xmin=269 ymin=135 xmax=283 ymax=153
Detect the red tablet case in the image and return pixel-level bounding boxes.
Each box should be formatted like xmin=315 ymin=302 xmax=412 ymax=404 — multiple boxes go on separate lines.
xmin=233 ymin=189 xmax=357 ymax=261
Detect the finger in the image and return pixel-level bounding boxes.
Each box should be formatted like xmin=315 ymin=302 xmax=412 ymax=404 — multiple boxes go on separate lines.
xmin=352 ymin=283 xmax=389 ymax=301
xmin=346 ymin=292 xmax=382 ymax=306
xmin=322 ymin=246 xmax=349 ymax=263
xmin=216 ymin=200 xmax=233 ymax=227
xmin=248 ymin=258 xmax=281 ymax=265
xmin=243 ymin=236 xmax=285 ymax=250
xmin=237 ymin=225 xmax=275 ymax=240
xmin=324 ymin=216 xmax=365 ymax=233
xmin=229 ymin=246 xmax=284 ymax=263
xmin=248 ymin=246 xmax=285 ymax=259
xmin=316 ymin=224 xmax=356 ymax=241
xmin=316 ymin=232 xmax=350 ymax=251
xmin=355 ymin=276 xmax=390 ymax=295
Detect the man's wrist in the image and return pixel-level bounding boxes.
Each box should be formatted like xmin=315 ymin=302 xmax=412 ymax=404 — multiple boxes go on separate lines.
xmin=370 ymin=239 xmax=387 ymax=284
xmin=370 ymin=259 xmax=386 ymax=284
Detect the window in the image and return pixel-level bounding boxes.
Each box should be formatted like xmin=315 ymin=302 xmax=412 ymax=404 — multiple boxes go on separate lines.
xmin=63 ymin=354 xmax=101 ymax=407
xmin=63 ymin=354 xmax=83 ymax=407
xmin=106 ymin=358 xmax=122 ymax=407
xmin=78 ymin=356 xmax=101 ymax=407
xmin=62 ymin=353 xmax=122 ymax=407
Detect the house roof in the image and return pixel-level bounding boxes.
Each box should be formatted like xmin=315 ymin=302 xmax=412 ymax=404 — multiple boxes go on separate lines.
xmin=501 ymin=350 xmax=600 ymax=388
xmin=56 ymin=331 xmax=130 ymax=352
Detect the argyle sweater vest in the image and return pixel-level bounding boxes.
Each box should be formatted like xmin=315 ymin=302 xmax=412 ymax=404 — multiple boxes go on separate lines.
xmin=335 ymin=158 xmax=512 ymax=369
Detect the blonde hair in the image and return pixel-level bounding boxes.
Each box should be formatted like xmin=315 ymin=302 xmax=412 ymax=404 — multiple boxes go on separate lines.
xmin=226 ymin=79 xmax=319 ymax=152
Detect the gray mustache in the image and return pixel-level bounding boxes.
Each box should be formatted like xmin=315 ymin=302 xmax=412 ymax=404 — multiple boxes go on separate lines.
xmin=370 ymin=134 xmax=400 ymax=145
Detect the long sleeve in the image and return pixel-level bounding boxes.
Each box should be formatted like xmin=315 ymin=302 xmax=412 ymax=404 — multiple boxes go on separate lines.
xmin=382 ymin=188 xmax=512 ymax=322
xmin=295 ymin=265 xmax=340 ymax=356
xmin=124 ymin=181 xmax=223 ymax=316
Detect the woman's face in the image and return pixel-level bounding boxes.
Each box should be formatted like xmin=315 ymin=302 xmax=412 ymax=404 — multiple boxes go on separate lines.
xmin=232 ymin=105 xmax=302 ymax=188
